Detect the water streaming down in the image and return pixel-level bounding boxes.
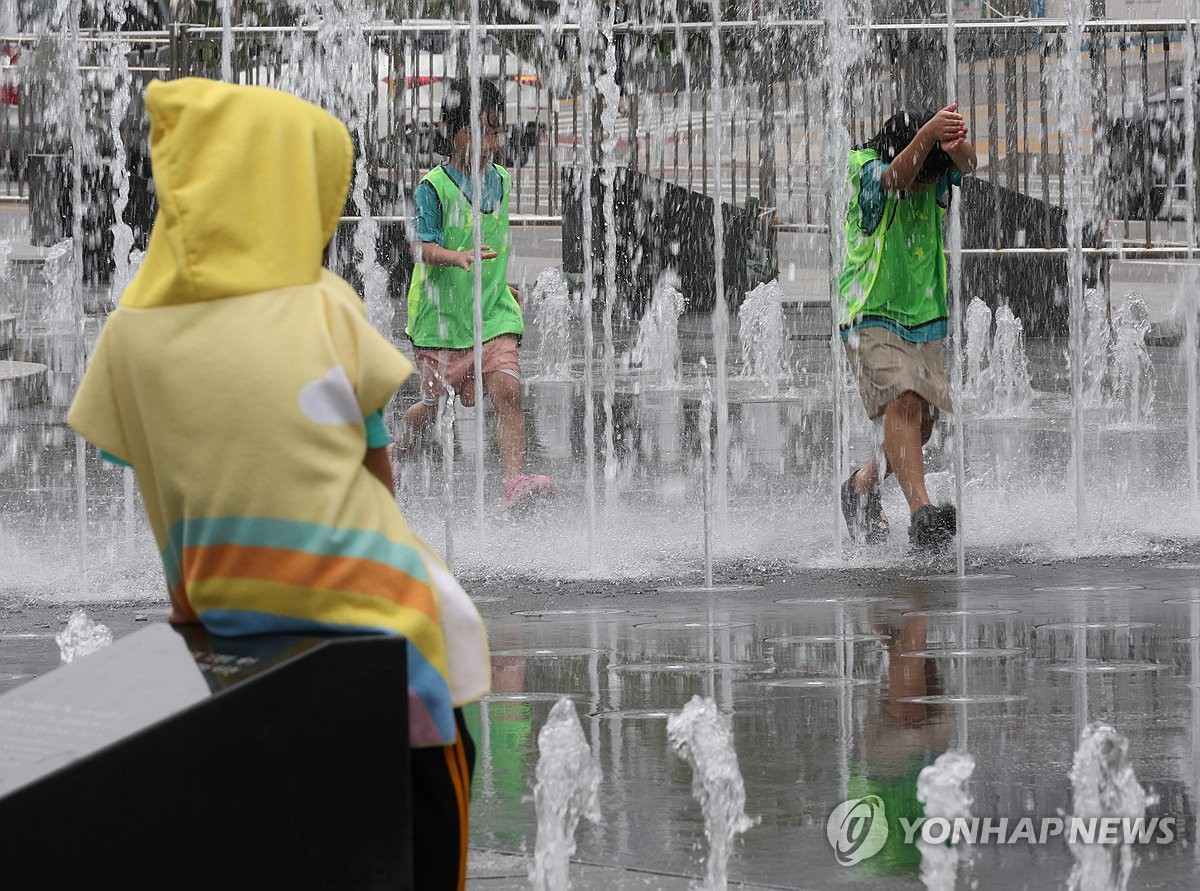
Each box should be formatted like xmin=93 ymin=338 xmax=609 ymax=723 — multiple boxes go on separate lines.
xmin=630 ymin=276 xmax=685 ymax=389
xmin=989 ymin=306 xmax=1034 ymax=417
xmin=1082 ymin=289 xmax=1111 ymax=409
xmin=1066 ymin=723 xmax=1150 ymax=891
xmin=528 ymin=698 xmax=602 ymax=891
xmin=1109 ymin=294 xmax=1155 ymax=428
xmin=737 ymin=280 xmax=788 ymax=397
xmin=666 ymin=695 xmax=754 ymax=891
xmin=1059 ymin=0 xmax=1089 ymax=536
xmin=915 ymin=749 xmax=975 ymax=891
xmin=438 ymin=388 xmax=456 ymax=568
xmin=529 ymin=267 xmax=573 ymax=381
xmin=597 ymin=1 xmax=620 ymax=501
xmin=822 ymin=0 xmax=868 ymax=559
xmin=962 ymin=298 xmax=992 ymax=407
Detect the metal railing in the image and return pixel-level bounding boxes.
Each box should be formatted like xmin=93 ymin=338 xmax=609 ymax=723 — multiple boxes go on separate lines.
xmin=1 ymin=18 xmax=1197 ymax=251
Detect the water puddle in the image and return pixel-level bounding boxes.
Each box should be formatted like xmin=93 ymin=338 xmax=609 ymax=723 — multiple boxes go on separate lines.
xmin=660 ymin=584 xmax=763 ymax=593
xmin=902 ymin=608 xmax=1020 ymax=618
xmin=491 ymin=647 xmax=605 ymax=658
xmin=513 ymin=608 xmax=629 ymax=618
xmin=1044 ymin=661 xmax=1164 ymax=674
xmin=487 ymin=693 xmax=587 ymax=703
xmin=612 ymin=660 xmax=773 ymax=673
xmin=633 ymin=620 xmax=756 ymax=631
xmin=914 ymin=573 xmax=1016 ymax=581
xmin=900 ymin=693 xmax=1027 ymax=705
xmin=764 ymin=633 xmax=888 ymax=644
xmin=776 ymin=596 xmax=892 ymax=605
xmin=1036 ymin=621 xmax=1158 ymax=631
xmin=590 ymin=708 xmax=677 ymax=720
xmin=762 ymin=677 xmax=879 ymax=689
xmin=901 ymin=647 xmax=1026 ymax=659
xmin=1162 ymin=597 xmax=1200 ymax=605
xmin=1032 ymin=584 xmax=1145 ymax=592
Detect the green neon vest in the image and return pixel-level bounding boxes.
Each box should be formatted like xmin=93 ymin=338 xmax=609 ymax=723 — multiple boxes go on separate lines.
xmin=406 ymin=164 xmax=523 ymax=348
xmin=838 ymin=148 xmax=948 ymax=330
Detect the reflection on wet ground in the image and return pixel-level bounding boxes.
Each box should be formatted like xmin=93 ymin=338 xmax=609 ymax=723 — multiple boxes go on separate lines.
xmin=455 ymin=559 xmax=1200 ymax=888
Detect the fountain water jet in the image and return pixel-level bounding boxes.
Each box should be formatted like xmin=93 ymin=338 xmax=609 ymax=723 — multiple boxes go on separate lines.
xmin=666 ymin=695 xmax=754 ymax=891
xmin=529 ymin=697 xmax=602 ymax=891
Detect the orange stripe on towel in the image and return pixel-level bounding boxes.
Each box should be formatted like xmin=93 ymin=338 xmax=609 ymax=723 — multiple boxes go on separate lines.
xmin=181 ymin=544 xmax=439 ymax=620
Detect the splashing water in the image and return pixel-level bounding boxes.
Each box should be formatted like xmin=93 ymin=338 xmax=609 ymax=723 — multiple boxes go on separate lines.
xmin=667 ymin=696 xmax=755 ymax=891
xmin=738 ymin=280 xmax=788 ymax=396
xmin=990 ymin=305 xmax=1034 ymax=416
xmin=55 ymin=608 xmax=113 ymax=663
xmin=963 ymin=297 xmax=993 ymax=405
xmin=0 ymin=236 xmax=11 ymax=286
xmin=630 ymin=276 xmax=685 ymax=388
xmin=1067 ymin=723 xmax=1150 ymax=891
xmin=1109 ymin=293 xmax=1154 ymax=426
xmin=1082 ymin=288 xmax=1111 ymax=408
xmin=916 ymin=749 xmax=975 ymax=891
xmin=531 ymin=267 xmax=573 ymax=380
xmin=529 ymin=698 xmax=602 ymax=891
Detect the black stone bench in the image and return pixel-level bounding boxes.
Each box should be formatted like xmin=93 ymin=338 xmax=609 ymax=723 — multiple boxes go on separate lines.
xmin=0 ymin=624 xmax=412 ymax=889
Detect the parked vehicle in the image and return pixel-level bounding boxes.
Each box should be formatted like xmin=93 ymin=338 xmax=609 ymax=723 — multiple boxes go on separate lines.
xmin=1106 ymin=66 xmax=1199 ymax=220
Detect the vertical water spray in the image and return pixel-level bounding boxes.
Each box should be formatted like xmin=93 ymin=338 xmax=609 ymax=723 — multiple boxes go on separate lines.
xmin=529 ymin=698 xmax=602 ymax=891
xmin=738 ymin=280 xmax=787 ymax=396
xmin=598 ymin=3 xmax=620 ymax=503
xmin=916 ymin=749 xmax=975 ymax=891
xmin=990 ymin=305 xmax=1034 ymax=416
xmin=219 ymin=0 xmax=233 ymax=82
xmin=578 ymin=0 xmax=600 ymax=567
xmin=963 ymin=297 xmax=992 ymax=407
xmin=531 ymin=267 xmax=573 ymax=380
xmin=1182 ymin=11 xmax=1198 ymax=503
xmin=1060 ymin=0 xmax=1089 ymax=536
xmin=101 ymin=0 xmax=134 ymax=304
xmin=667 ymin=696 xmax=754 ymax=891
xmin=822 ymin=0 xmax=865 ymax=558
xmin=1110 ymin=293 xmax=1154 ymax=427
xmin=700 ymin=357 xmax=714 ymax=589
xmin=944 ymin=0 xmax=966 ymax=576
xmin=1083 ymin=288 xmax=1111 ymax=408
xmin=1067 ymin=723 xmax=1150 ymax=891
xmin=631 ymin=277 xmax=684 ymax=389
xmin=438 ymin=387 xmax=457 ymax=568
xmin=467 ymin=8 xmax=487 ymax=543
xmin=707 ymin=0 xmax=729 ymax=534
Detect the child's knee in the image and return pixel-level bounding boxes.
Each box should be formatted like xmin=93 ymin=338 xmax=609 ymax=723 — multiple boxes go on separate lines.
xmin=487 ymin=372 xmax=522 ymax=411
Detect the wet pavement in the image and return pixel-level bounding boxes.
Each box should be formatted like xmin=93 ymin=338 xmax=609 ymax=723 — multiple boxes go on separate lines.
xmin=6 ymin=554 xmax=1200 ymax=888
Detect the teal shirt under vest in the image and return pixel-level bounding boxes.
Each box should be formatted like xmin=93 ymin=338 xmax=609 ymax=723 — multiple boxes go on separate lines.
xmin=406 ymin=163 xmax=524 ymax=349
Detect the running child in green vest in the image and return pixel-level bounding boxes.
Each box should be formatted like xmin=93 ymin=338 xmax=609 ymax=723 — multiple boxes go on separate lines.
xmin=838 ymin=105 xmax=977 ymax=551
xmin=400 ymin=78 xmax=555 ymax=512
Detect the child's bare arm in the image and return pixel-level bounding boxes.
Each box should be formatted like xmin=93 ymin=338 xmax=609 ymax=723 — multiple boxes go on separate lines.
xmin=364 ymin=445 xmax=394 ymax=491
xmin=411 ymin=241 xmax=499 ymax=271
xmin=881 ymin=104 xmax=967 ymax=192
xmin=941 ymin=132 xmax=977 ymax=174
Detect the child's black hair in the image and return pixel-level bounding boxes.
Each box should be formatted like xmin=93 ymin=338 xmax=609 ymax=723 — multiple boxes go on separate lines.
xmin=441 ymin=78 xmax=504 ymax=138
xmin=861 ymin=109 xmax=953 ymax=184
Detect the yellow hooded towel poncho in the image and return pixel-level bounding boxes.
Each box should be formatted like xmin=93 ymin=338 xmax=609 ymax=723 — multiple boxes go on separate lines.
xmin=67 ymin=78 xmax=488 ymax=747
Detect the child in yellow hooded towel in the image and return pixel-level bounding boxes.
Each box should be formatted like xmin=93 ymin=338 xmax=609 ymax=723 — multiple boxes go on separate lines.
xmin=67 ymin=78 xmax=489 ymax=890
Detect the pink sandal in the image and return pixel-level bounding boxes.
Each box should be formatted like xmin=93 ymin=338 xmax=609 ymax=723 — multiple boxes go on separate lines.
xmin=501 ymin=474 xmax=557 ymax=512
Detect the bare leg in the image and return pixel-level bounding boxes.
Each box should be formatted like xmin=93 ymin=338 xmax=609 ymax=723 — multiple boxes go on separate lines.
xmin=852 ymin=391 xmax=935 ymax=517
xmin=395 ymin=401 xmax=438 ymax=458
xmin=485 ymin=370 xmax=525 ymax=487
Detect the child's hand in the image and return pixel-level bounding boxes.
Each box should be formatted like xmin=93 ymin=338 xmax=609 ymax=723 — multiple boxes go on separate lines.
xmin=942 ymin=128 xmax=968 ymax=152
xmin=454 ymin=246 xmax=499 ymax=270
xmin=926 ymin=104 xmax=966 ymax=144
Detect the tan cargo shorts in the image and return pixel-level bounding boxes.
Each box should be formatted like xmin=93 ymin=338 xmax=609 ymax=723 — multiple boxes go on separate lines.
xmin=843 ymin=326 xmax=953 ymax=421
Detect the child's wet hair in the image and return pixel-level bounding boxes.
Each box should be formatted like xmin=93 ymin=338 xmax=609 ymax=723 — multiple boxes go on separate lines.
xmin=441 ymin=79 xmax=504 ymax=137
xmin=862 ymin=109 xmax=953 ymax=183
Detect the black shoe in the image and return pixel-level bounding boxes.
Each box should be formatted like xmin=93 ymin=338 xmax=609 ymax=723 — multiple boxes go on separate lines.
xmin=840 ymin=470 xmax=889 ymax=544
xmin=908 ymin=504 xmax=957 ymax=551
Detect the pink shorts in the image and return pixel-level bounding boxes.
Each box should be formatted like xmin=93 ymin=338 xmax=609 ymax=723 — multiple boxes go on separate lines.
xmin=414 ymin=335 xmax=521 ymax=408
